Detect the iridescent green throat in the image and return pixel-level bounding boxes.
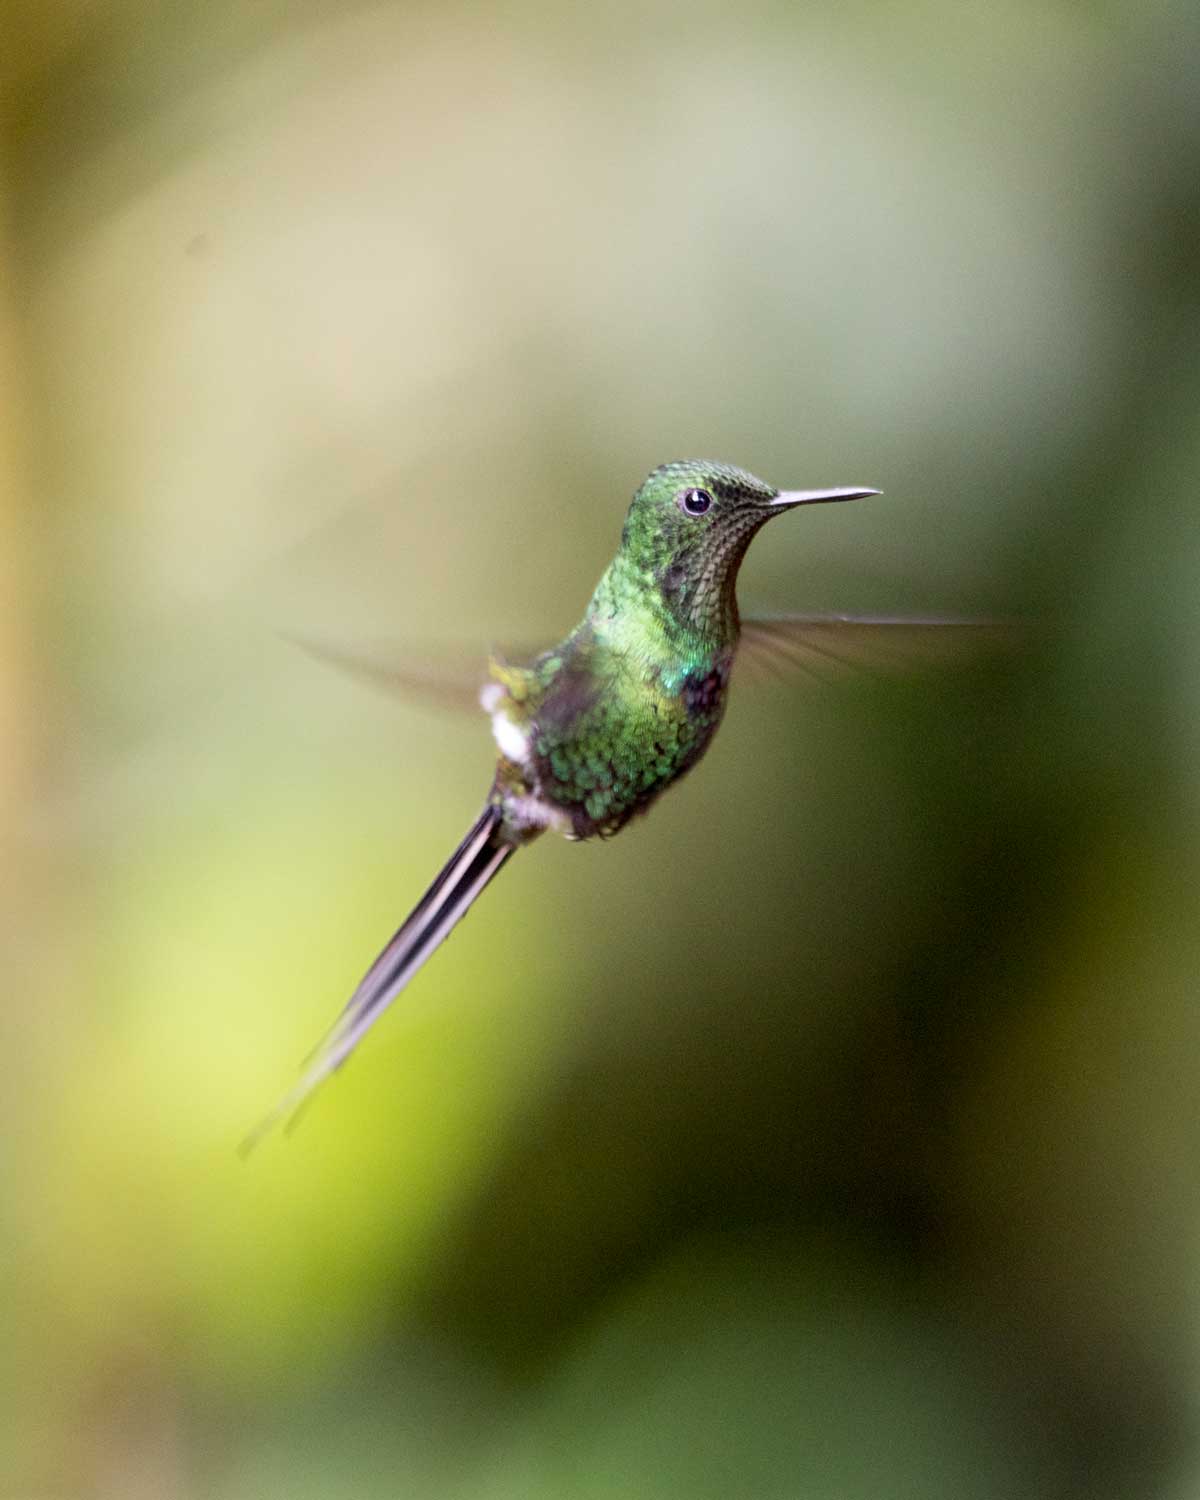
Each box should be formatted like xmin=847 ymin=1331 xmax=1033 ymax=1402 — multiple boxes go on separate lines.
xmin=581 ymin=459 xmax=781 ymax=691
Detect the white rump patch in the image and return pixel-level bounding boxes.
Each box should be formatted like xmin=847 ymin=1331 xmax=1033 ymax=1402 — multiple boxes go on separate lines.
xmin=491 ymin=710 xmax=531 ymax=766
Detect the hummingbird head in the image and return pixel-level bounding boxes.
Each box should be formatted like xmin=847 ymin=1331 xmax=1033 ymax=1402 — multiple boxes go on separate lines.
xmin=616 ymin=460 xmax=879 ymax=638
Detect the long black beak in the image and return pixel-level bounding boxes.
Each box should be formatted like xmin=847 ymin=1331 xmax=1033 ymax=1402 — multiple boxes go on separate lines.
xmin=769 ymin=486 xmax=881 ymax=509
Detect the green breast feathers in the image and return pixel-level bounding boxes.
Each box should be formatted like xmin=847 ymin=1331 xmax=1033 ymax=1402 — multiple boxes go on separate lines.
xmin=483 ymin=632 xmax=733 ymax=841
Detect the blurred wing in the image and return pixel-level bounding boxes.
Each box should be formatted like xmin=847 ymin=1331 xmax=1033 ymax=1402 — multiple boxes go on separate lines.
xmin=283 ymin=632 xmax=545 ymax=715
xmin=739 ymin=614 xmax=1013 ymax=685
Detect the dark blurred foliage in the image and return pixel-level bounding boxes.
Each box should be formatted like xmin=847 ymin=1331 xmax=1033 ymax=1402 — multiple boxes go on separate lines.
xmin=2 ymin=2 xmax=1199 ymax=1497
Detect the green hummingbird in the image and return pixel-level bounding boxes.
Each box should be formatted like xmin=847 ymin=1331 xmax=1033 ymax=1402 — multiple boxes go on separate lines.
xmin=251 ymin=459 xmax=986 ymax=1142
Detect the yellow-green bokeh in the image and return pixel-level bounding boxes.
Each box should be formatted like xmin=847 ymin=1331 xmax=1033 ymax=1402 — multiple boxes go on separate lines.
xmin=3 ymin=2 xmax=1200 ymax=1496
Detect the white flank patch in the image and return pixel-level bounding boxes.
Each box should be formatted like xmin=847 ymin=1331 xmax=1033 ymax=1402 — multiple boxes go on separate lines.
xmin=491 ymin=710 xmax=531 ymax=766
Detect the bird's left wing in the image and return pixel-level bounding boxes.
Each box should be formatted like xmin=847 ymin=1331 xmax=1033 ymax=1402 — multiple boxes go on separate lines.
xmin=738 ymin=614 xmax=1014 ymax=684
xmin=282 ymin=632 xmax=546 ymax=715
xmin=286 ymin=617 xmax=1014 ymax=708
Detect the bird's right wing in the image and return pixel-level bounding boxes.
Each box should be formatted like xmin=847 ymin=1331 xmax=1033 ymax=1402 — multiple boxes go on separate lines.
xmin=286 ymin=615 xmax=1016 ymax=709
xmin=738 ymin=614 xmax=1015 ymax=685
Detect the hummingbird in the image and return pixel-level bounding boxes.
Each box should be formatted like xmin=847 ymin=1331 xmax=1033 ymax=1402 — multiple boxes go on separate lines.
xmin=250 ymin=459 xmax=985 ymax=1144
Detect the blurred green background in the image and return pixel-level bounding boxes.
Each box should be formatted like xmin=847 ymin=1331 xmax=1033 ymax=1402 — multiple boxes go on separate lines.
xmin=3 ymin=1 xmax=1200 ymax=1496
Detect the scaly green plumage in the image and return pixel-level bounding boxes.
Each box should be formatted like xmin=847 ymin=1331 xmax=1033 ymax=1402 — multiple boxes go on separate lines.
xmin=489 ymin=633 xmax=729 ymax=839
xmin=247 ymin=460 xmax=879 ymax=1143
xmin=486 ymin=461 xmax=819 ymax=840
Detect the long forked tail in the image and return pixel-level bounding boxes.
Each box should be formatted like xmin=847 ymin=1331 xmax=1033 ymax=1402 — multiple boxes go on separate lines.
xmin=243 ymin=805 xmax=514 ymax=1151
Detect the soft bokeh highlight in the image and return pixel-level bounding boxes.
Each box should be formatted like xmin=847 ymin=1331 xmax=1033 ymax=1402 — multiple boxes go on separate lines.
xmin=3 ymin=2 xmax=1200 ymax=1496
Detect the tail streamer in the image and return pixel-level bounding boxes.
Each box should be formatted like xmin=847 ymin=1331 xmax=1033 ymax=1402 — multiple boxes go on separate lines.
xmin=243 ymin=805 xmax=514 ymax=1150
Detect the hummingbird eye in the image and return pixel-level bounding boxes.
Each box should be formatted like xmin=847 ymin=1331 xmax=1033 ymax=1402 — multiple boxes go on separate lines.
xmin=678 ymin=487 xmax=713 ymax=517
